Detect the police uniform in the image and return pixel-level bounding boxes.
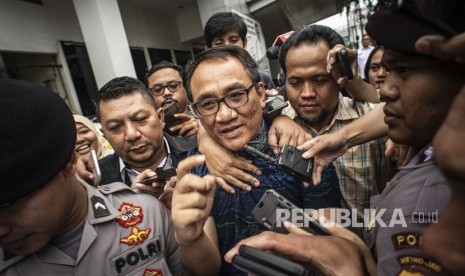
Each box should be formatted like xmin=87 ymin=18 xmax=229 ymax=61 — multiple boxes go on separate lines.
xmin=365 ymin=146 xmax=450 ymax=275
xmin=0 ymin=182 xmax=185 ymax=276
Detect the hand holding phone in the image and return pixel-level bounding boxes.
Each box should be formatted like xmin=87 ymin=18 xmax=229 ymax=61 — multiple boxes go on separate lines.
xmin=336 ymin=49 xmax=354 ymax=80
xmin=276 ymin=145 xmax=313 ymax=181
xmin=139 ymin=168 xmax=177 ymax=185
xmin=263 ymin=97 xmax=288 ymax=123
xmin=163 ymin=102 xmax=183 ymax=136
xmin=232 ymin=245 xmax=311 ymax=276
xmin=89 ymin=149 xmax=101 ymax=187
xmin=252 ymin=189 xmax=331 ymax=235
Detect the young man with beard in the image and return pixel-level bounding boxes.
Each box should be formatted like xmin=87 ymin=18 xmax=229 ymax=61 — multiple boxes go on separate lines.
xmin=225 ymin=7 xmax=465 ymax=275
xmin=172 ymin=45 xmax=341 ymax=275
xmin=145 ymin=61 xmax=198 ymax=160
xmin=279 ymin=25 xmax=394 ymax=227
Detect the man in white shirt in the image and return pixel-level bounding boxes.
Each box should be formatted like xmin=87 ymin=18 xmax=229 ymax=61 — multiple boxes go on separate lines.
xmin=358 ymin=34 xmax=374 ymax=80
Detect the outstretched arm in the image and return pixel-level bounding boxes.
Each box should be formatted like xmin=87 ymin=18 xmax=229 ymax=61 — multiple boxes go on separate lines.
xmin=298 ymin=104 xmax=387 ymax=184
xmin=225 ymin=222 xmax=376 ymax=276
xmin=172 ymin=155 xmax=220 ymax=276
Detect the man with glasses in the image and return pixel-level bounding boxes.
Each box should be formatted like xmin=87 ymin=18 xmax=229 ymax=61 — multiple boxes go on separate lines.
xmin=145 ymin=61 xmax=198 ymax=160
xmin=171 ymin=45 xmax=340 ymax=275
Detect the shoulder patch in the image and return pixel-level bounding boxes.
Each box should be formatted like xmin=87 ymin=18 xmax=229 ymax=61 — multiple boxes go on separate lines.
xmin=91 ymin=196 xmax=111 ymax=218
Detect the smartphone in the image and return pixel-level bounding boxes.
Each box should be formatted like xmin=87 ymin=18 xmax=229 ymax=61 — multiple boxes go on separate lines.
xmin=232 ymin=245 xmax=311 ymax=276
xmin=392 ymin=0 xmax=464 ymax=35
xmin=89 ymin=149 xmax=101 ymax=187
xmin=252 ymin=189 xmax=331 ymax=236
xmin=263 ymin=96 xmax=288 ymax=123
xmin=336 ymin=49 xmax=354 ymax=80
xmin=163 ymin=102 xmax=183 ymax=136
xmin=139 ymin=168 xmax=176 ymax=185
xmin=276 ymin=145 xmax=313 ymax=181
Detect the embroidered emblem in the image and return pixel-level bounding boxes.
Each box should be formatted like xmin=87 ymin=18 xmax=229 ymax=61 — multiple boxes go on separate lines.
xmin=116 ymin=202 xmax=143 ymax=228
xmin=91 ymin=196 xmax=111 ymax=218
xmin=120 ymin=226 xmax=152 ymax=245
xmin=397 ymin=255 xmax=442 ymax=274
xmin=143 ymin=268 xmax=163 ymax=276
xmin=397 ymin=270 xmax=424 ymax=276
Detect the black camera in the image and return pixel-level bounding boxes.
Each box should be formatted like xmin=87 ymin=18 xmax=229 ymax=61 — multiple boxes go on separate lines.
xmin=243 ymin=144 xmax=313 ymax=181
xmin=263 ymin=96 xmax=288 ymax=124
xmin=336 ymin=49 xmax=354 ymax=80
xmin=276 ymin=145 xmax=313 ymax=181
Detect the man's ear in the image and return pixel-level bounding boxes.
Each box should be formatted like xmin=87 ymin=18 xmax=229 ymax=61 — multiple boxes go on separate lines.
xmin=256 ymin=82 xmax=267 ymax=109
xmin=243 ymin=38 xmax=248 ymax=48
xmin=63 ymin=152 xmax=77 ymax=176
xmin=157 ymin=107 xmax=166 ymax=129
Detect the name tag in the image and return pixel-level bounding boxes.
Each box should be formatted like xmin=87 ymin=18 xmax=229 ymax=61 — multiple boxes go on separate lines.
xmin=111 ymin=236 xmax=164 ymax=275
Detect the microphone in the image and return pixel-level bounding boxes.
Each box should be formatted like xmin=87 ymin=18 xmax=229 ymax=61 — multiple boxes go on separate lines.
xmin=266 ymin=45 xmax=280 ymax=60
xmin=244 ymin=145 xmax=277 ymax=163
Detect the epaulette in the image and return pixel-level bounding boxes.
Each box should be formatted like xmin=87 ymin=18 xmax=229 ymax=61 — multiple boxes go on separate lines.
xmin=99 ymin=182 xmax=133 ymax=195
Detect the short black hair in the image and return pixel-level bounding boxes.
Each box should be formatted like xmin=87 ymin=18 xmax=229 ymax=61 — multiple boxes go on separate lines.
xmin=183 ymin=45 xmax=260 ymax=102
xmin=279 ymin=24 xmax=345 ymax=75
xmin=204 ymin=12 xmax=247 ymax=48
xmin=97 ymin=76 xmax=157 ymax=120
xmin=144 ymin=61 xmax=182 ymax=87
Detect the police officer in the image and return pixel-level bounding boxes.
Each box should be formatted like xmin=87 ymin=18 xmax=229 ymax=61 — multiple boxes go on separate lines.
xmin=0 ymin=79 xmax=213 ymax=275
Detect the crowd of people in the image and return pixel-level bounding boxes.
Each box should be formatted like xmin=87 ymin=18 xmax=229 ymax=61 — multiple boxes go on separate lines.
xmin=1 ymin=3 xmax=465 ymax=276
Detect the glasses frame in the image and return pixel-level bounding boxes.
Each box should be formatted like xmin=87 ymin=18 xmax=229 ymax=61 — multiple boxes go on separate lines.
xmin=192 ymin=83 xmax=257 ymax=116
xmin=150 ymin=81 xmax=182 ymax=96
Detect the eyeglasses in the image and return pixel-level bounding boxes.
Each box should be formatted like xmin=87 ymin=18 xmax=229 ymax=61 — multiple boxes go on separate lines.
xmin=192 ymin=83 xmax=256 ymax=116
xmin=150 ymin=81 xmax=182 ymax=95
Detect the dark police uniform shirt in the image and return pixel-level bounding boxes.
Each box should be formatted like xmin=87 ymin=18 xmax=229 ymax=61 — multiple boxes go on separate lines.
xmin=191 ymin=121 xmax=340 ymax=275
xmin=0 ymin=182 xmax=185 ymax=276
xmin=365 ymin=146 xmax=450 ymax=275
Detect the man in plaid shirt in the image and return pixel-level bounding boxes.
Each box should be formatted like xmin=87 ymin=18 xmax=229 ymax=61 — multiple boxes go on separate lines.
xmin=279 ymin=24 xmax=394 ymax=230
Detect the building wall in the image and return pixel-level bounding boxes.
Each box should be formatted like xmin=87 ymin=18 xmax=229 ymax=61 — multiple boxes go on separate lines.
xmin=118 ymin=0 xmax=194 ymax=51
xmin=0 ymin=0 xmax=83 ymax=54
xmin=176 ymin=6 xmax=203 ymax=43
xmin=0 ymin=0 xmax=196 ymax=55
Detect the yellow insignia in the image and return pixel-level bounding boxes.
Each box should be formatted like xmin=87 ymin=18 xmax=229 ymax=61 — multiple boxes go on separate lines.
xmin=120 ymin=226 xmax=151 ymax=245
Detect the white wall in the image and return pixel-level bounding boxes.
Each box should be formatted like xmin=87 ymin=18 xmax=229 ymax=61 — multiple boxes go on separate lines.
xmin=176 ymin=6 xmax=203 ymax=43
xmin=0 ymin=0 xmax=83 ymax=53
xmin=0 ymin=0 xmax=196 ymax=54
xmin=118 ymin=0 xmax=193 ymax=51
